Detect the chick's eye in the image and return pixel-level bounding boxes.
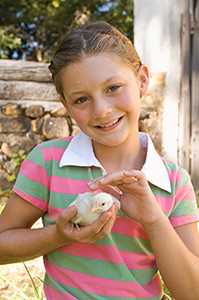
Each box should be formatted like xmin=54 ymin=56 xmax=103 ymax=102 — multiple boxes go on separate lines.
xmin=101 ymin=202 xmax=105 ymax=206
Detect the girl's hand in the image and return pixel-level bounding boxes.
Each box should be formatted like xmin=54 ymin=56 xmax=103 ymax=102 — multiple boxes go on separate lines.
xmin=55 ymin=204 xmax=118 ymax=244
xmin=89 ymin=170 xmax=165 ymax=226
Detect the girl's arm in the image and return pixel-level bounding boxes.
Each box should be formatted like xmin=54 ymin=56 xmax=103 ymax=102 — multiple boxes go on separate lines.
xmin=89 ymin=170 xmax=199 ymax=300
xmin=144 ymin=216 xmax=199 ymax=300
xmin=0 ymin=193 xmax=117 ymax=264
xmin=0 ymin=193 xmax=70 ymax=264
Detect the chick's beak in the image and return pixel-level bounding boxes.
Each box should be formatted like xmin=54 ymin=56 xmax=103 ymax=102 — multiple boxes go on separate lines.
xmin=91 ymin=205 xmax=100 ymax=213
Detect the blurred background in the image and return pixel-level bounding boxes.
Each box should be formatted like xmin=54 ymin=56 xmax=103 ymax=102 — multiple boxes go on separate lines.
xmin=0 ymin=0 xmax=133 ymax=62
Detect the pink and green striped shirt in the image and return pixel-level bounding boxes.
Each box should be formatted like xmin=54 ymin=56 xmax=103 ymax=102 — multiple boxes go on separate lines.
xmin=13 ymin=132 xmax=199 ymax=300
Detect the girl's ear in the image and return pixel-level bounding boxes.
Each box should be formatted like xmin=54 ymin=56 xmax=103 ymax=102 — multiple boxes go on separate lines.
xmin=137 ymin=64 xmax=150 ymax=97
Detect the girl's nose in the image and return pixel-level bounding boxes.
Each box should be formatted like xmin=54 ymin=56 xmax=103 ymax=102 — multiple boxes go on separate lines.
xmin=92 ymin=96 xmax=112 ymax=118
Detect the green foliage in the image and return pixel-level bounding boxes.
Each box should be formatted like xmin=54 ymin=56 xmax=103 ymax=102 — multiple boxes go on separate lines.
xmin=0 ymin=0 xmax=134 ymax=61
xmin=7 ymin=150 xmax=27 ymax=182
xmin=0 ymin=150 xmax=27 ymax=200
xmin=0 ymin=26 xmax=21 ymax=58
xmin=160 ymin=274 xmax=172 ymax=299
xmin=11 ymin=150 xmax=27 ymax=167
xmin=23 ymin=263 xmax=44 ymax=300
xmin=163 ymin=286 xmax=172 ymax=299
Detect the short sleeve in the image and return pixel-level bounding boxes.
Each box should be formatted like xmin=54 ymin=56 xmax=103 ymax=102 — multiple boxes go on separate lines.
xmin=13 ymin=144 xmax=49 ymax=212
xmin=169 ymin=167 xmax=199 ymax=227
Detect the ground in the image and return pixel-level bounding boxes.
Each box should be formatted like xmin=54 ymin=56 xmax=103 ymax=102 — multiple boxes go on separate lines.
xmin=0 ymin=257 xmax=45 ymax=300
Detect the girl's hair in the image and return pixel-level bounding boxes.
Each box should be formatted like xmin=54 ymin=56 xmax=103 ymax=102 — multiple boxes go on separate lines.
xmin=49 ymin=21 xmax=142 ymax=96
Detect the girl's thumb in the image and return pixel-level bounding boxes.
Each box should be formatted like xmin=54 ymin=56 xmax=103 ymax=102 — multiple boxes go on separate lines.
xmin=58 ymin=206 xmax=77 ymax=225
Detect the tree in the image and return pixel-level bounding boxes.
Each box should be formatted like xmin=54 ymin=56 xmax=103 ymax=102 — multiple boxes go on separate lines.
xmin=0 ymin=0 xmax=134 ymax=61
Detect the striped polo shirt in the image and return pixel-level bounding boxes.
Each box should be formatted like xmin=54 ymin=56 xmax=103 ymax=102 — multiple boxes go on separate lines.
xmin=13 ymin=132 xmax=199 ymax=300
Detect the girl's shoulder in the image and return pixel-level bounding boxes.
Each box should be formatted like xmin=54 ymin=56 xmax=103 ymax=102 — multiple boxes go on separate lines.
xmin=161 ymin=157 xmax=191 ymax=187
xmin=26 ymin=136 xmax=74 ymax=163
xmin=162 ymin=157 xmax=179 ymax=172
xmin=36 ymin=136 xmax=73 ymax=150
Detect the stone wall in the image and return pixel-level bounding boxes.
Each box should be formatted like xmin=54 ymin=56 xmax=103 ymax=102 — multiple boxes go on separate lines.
xmin=0 ymin=59 xmax=165 ymax=202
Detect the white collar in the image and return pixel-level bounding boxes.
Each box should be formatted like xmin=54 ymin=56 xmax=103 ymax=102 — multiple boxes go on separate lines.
xmin=59 ymin=131 xmax=171 ymax=193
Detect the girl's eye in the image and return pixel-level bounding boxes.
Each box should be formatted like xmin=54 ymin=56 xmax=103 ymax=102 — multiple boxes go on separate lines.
xmin=74 ymin=96 xmax=88 ymax=105
xmin=106 ymin=85 xmax=122 ymax=93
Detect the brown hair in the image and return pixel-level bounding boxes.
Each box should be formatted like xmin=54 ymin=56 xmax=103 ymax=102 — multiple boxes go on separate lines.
xmin=49 ymin=21 xmax=142 ymax=97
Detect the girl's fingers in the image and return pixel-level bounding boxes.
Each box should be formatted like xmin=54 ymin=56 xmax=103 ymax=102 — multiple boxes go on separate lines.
xmin=57 ymin=205 xmax=117 ymax=243
xmin=89 ymin=170 xmax=145 ymax=189
xmin=96 ymin=184 xmax=122 ymax=199
xmin=75 ymin=205 xmax=117 ymax=240
xmin=123 ymin=170 xmax=146 ymax=181
xmin=122 ymin=175 xmax=138 ymax=184
xmin=72 ymin=209 xmax=112 ymax=240
xmin=57 ymin=206 xmax=77 ymax=228
xmin=88 ymin=171 xmax=124 ymax=188
xmin=90 ymin=206 xmax=117 ymax=240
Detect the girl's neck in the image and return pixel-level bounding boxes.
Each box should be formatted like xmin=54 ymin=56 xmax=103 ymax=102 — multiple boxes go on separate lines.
xmin=92 ymin=133 xmax=146 ymax=173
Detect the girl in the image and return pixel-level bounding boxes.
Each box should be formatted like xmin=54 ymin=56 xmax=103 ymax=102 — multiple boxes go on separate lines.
xmin=0 ymin=21 xmax=199 ymax=300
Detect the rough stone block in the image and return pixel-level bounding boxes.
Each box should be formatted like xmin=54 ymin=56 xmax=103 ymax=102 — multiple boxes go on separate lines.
xmin=1 ymin=103 xmax=23 ymax=116
xmin=25 ymin=105 xmax=45 ymax=118
xmin=0 ymin=80 xmax=58 ymax=101
xmin=0 ymin=116 xmax=31 ymax=133
xmin=42 ymin=116 xmax=69 ymax=139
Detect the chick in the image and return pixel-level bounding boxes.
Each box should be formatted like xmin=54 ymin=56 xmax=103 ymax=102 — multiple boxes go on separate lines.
xmin=69 ymin=192 xmax=120 ymax=228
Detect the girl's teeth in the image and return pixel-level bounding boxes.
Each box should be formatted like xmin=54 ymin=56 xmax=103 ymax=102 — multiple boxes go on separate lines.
xmin=100 ymin=119 xmax=119 ymax=128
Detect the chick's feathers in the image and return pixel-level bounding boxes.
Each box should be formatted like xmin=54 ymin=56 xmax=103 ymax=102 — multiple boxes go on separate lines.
xmin=69 ymin=192 xmax=120 ymax=226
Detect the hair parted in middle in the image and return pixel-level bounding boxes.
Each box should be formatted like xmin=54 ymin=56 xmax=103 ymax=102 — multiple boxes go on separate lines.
xmin=49 ymin=21 xmax=142 ymax=97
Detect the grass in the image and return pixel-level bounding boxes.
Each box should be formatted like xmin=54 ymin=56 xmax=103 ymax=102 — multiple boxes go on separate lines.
xmin=23 ymin=262 xmax=44 ymax=300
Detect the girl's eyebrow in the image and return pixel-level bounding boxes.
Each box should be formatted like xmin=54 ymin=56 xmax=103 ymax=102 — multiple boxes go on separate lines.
xmin=68 ymin=90 xmax=86 ymax=96
xmin=103 ymin=76 xmax=123 ymax=84
xmin=67 ymin=76 xmax=123 ymax=97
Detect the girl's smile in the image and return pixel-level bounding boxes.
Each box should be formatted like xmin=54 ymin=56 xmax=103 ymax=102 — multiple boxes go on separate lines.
xmin=92 ymin=115 xmax=124 ymax=131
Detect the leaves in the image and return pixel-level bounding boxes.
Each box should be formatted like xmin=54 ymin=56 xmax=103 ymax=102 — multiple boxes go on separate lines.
xmin=0 ymin=0 xmax=134 ymax=61
xmin=0 ymin=27 xmax=21 ymax=58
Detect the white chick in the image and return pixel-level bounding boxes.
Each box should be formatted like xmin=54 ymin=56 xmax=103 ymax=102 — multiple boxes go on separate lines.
xmin=69 ymin=192 xmax=120 ymax=228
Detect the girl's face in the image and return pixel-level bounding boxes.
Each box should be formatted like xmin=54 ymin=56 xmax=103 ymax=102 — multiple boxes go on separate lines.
xmin=60 ymin=53 xmax=149 ymax=148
